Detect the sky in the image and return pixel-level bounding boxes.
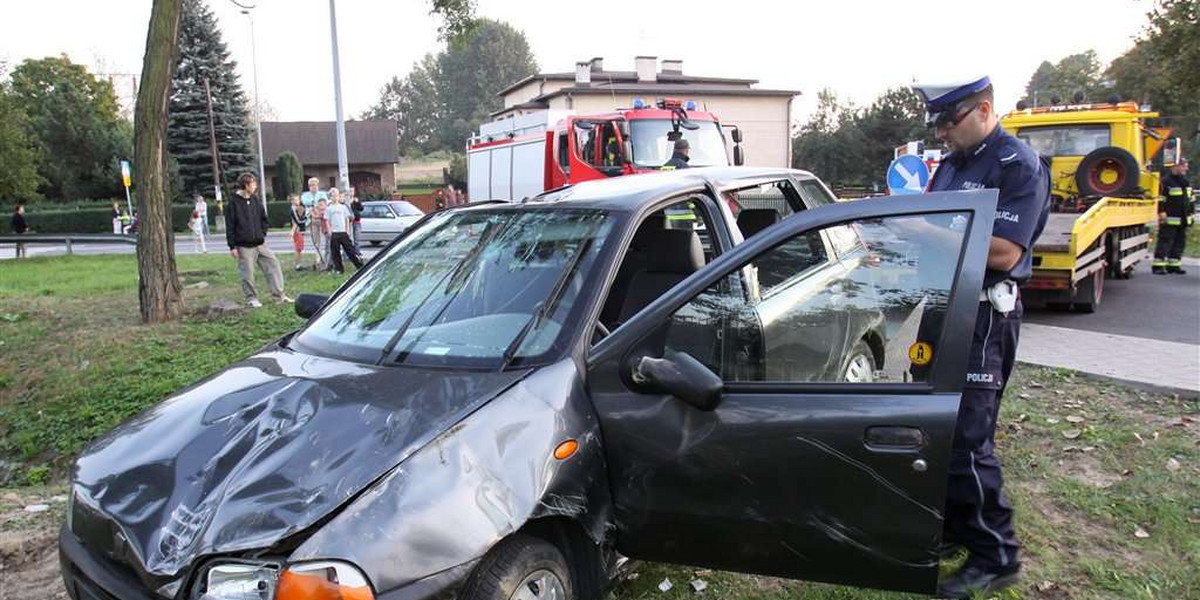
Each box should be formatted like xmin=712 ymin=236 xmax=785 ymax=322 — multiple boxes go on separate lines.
xmin=1 ymin=0 xmax=1154 ymax=127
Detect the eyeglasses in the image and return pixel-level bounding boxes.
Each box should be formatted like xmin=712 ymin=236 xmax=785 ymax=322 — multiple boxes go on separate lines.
xmin=932 ymin=102 xmax=980 ymax=129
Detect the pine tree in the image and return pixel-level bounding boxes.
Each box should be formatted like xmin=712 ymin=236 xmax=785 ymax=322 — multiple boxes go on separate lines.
xmin=168 ymin=0 xmax=254 ymax=201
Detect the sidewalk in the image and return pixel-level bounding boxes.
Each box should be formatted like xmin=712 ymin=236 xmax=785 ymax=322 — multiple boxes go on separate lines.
xmin=1018 ymin=323 xmax=1200 ymax=394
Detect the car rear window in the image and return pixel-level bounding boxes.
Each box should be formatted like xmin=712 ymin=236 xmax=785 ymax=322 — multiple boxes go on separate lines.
xmin=391 ymin=202 xmax=424 ymax=216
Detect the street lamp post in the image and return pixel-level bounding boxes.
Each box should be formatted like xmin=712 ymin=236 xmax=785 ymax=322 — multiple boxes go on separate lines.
xmin=328 ymin=0 xmax=350 ymax=192
xmin=242 ymin=6 xmax=268 ymax=209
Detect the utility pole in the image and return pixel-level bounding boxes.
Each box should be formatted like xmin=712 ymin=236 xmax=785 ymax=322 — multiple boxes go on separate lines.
xmin=241 ymin=6 xmax=267 ymax=209
xmin=203 ymin=78 xmax=223 ymax=203
xmin=329 ymin=0 xmax=350 ymax=192
xmin=204 ymin=77 xmax=224 ymax=232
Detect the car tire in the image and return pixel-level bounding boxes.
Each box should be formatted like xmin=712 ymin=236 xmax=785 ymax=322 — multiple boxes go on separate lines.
xmin=460 ymin=534 xmax=574 ymax=600
xmin=842 ymin=340 xmax=877 ymax=383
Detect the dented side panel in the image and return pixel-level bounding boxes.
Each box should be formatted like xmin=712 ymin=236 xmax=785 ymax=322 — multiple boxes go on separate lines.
xmin=290 ymin=358 xmax=612 ymax=595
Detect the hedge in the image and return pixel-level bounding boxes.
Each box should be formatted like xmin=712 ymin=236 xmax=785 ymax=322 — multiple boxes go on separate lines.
xmin=0 ymin=201 xmax=295 ymax=235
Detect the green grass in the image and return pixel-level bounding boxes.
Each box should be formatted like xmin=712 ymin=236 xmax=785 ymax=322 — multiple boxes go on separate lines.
xmin=0 ymin=253 xmax=348 ymax=478
xmin=1185 ymin=224 xmax=1199 ymax=258
xmin=1 ymin=254 xmax=1197 ymax=599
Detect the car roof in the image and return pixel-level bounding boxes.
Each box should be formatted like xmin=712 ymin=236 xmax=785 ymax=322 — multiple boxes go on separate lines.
xmin=516 ymin=166 xmax=820 ymax=213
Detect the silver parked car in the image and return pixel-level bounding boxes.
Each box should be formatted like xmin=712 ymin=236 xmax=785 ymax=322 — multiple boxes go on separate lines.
xmin=359 ymin=200 xmax=425 ymax=245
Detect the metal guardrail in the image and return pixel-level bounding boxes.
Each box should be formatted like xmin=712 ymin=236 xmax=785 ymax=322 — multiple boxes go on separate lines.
xmin=0 ymin=234 xmax=137 ymax=258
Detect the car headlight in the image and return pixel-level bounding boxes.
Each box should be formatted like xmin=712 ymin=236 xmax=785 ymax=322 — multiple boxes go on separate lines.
xmin=199 ymin=563 xmax=279 ymax=600
xmin=275 ymin=561 xmax=374 ymax=600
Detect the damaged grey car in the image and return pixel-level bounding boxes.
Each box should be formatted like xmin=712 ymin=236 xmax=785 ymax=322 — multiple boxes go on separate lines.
xmin=61 ymin=168 xmax=997 ymax=600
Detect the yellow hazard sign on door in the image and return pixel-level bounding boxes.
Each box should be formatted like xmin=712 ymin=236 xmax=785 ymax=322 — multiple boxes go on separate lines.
xmin=908 ymin=342 xmax=933 ymax=366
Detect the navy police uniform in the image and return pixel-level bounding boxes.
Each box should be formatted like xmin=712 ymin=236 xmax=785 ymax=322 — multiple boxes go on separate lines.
xmin=918 ymin=77 xmax=1051 ymax=576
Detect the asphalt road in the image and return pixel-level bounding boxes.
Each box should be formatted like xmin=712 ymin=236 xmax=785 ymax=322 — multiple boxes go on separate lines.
xmin=1024 ymin=257 xmax=1200 ymax=345
xmin=5 ymin=233 xmax=1197 ymax=346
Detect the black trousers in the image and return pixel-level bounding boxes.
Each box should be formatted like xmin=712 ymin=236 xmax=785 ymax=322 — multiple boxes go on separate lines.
xmin=329 ymin=232 xmax=362 ymax=273
xmin=944 ymin=301 xmax=1021 ymax=570
xmin=1153 ymin=223 xmax=1188 ymax=262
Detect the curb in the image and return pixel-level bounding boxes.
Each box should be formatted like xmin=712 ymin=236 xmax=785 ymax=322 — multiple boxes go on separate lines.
xmin=1016 ymin=360 xmax=1200 ymax=398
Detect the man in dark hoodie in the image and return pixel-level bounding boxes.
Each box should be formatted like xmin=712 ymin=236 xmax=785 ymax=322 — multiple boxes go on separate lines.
xmin=226 ymin=172 xmax=290 ymax=308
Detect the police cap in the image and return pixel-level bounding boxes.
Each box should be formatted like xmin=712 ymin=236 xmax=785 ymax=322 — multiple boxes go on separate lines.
xmin=912 ymin=76 xmax=992 ymax=127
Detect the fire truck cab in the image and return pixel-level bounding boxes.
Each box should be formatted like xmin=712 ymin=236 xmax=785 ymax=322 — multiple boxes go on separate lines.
xmin=468 ymin=98 xmax=743 ymax=202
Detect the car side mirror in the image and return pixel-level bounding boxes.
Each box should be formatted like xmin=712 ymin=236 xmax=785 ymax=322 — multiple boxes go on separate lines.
xmin=629 ymin=350 xmax=723 ymax=411
xmin=734 ymin=146 xmax=745 ymax=166
xmin=731 ymin=127 xmax=743 ymax=144
xmin=294 ymin=293 xmax=328 ymax=319
xmin=622 ymin=140 xmax=634 ymax=166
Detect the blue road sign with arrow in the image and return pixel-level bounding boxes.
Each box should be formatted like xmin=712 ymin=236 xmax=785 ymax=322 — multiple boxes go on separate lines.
xmin=887 ymin=154 xmax=930 ymax=195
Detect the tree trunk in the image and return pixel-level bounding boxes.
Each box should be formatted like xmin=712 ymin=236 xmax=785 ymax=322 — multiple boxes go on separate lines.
xmin=134 ymin=0 xmax=184 ymax=323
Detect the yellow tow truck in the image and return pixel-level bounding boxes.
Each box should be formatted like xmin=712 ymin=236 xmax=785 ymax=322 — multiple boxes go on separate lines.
xmin=1000 ymin=101 xmax=1178 ymax=312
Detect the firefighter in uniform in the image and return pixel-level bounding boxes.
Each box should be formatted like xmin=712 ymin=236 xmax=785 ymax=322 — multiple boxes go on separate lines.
xmin=1152 ymin=158 xmax=1192 ymax=274
xmin=913 ymin=76 xmax=1050 ymax=599
xmin=662 ymin=139 xmax=691 ymax=170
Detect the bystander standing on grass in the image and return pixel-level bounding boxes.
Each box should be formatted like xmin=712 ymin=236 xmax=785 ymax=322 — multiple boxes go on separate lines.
xmin=288 ymin=193 xmax=307 ymax=270
xmin=311 ymin=197 xmax=330 ymax=271
xmin=187 ymin=203 xmax=207 ymax=254
xmin=325 ymin=188 xmax=363 ymax=274
xmin=225 ymin=172 xmax=291 ymax=308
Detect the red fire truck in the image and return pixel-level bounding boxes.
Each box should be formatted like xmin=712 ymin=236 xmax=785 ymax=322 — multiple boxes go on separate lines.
xmin=467 ymin=98 xmax=743 ymax=202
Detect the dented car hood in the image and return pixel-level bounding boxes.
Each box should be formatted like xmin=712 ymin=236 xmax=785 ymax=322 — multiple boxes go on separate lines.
xmin=70 ymin=347 xmax=528 ymax=578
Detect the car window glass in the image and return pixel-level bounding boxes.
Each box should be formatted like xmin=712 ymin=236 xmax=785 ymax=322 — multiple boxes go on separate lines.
xmin=728 ymin=180 xmax=805 ymax=239
xmin=753 ymin=232 xmax=828 ymax=290
xmin=596 ymin=195 xmax=717 ymax=334
xmin=1016 ymin=125 xmax=1110 ymax=157
xmin=558 ymin=132 xmax=570 ymax=174
xmin=663 ymin=212 xmax=972 ymax=384
xmin=292 ymin=208 xmax=614 ymax=367
xmin=796 ymin=179 xmax=836 ymax=207
xmin=662 ymin=197 xmax=717 ymax=260
xmin=728 ymin=180 xmax=802 ymax=217
xmin=826 ymin=224 xmax=863 ymax=258
xmin=574 ymin=123 xmax=598 ymax=166
xmin=363 ymin=205 xmax=391 ymax=218
xmin=391 ymin=202 xmax=424 ymax=216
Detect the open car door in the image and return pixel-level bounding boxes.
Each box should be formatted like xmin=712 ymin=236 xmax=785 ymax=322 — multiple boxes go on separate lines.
xmin=587 ymin=190 xmax=997 ymax=594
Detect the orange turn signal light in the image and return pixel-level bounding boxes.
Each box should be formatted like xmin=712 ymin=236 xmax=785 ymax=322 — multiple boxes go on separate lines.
xmin=553 ymin=439 xmax=579 ymax=460
xmin=275 ymin=563 xmax=374 ymax=600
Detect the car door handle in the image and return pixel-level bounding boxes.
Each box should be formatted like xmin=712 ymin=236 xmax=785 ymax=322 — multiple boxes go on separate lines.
xmin=864 ymin=426 xmax=925 ymax=451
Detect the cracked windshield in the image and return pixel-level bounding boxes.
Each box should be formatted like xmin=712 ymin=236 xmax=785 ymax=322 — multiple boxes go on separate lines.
xmin=292 ymin=209 xmax=613 ymax=367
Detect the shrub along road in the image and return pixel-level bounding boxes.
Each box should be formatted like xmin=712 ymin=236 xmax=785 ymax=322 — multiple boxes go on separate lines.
xmin=0 ymin=254 xmax=1196 ymax=600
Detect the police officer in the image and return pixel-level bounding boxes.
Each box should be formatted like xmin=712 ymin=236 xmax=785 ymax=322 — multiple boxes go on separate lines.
xmin=663 ymin=138 xmax=691 ymax=170
xmin=1152 ymin=158 xmax=1192 ymax=274
xmin=912 ymin=76 xmax=1050 ymax=599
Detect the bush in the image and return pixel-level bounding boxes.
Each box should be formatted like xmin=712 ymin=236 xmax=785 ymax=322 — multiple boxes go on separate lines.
xmin=0 ymin=201 xmax=294 ymax=234
xmin=273 ymin=151 xmax=304 ymax=200
xmin=448 ymin=152 xmax=467 ymax=188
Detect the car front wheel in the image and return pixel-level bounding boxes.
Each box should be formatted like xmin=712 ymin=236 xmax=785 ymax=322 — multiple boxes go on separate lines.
xmin=842 ymin=341 xmax=876 ymax=383
xmin=460 ymin=534 xmax=574 ymax=600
